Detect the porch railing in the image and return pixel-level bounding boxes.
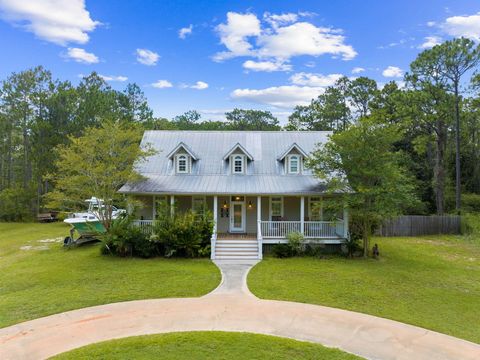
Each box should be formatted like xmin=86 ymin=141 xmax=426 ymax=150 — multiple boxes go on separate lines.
xmin=133 ymin=220 xmax=154 ymax=234
xmin=260 ymin=220 xmax=344 ymax=239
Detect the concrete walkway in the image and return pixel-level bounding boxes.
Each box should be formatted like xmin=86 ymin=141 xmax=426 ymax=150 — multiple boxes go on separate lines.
xmin=1 ymin=260 xmax=479 ymax=360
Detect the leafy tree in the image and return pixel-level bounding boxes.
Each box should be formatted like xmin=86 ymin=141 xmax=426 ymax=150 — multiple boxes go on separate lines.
xmin=307 ymin=117 xmax=417 ymax=257
xmin=418 ymin=38 xmax=480 ymax=211
xmin=173 ymin=110 xmax=202 ymax=129
xmin=346 ymin=77 xmax=378 ymax=118
xmin=46 ymin=120 xmax=154 ymax=229
xmin=118 ymin=83 xmax=154 ymax=124
xmin=288 ymin=85 xmax=351 ymax=131
xmin=225 ymin=108 xmax=280 ymax=130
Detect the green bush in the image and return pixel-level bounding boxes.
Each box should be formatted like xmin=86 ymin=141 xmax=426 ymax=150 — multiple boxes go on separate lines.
xmin=287 ymin=231 xmax=304 ymax=255
xmin=272 ymin=243 xmax=296 ymax=258
xmin=153 ymin=209 xmax=213 ymax=258
xmin=101 ymin=216 xmax=157 ymax=258
xmin=461 ymin=193 xmax=480 ymax=213
xmin=461 ymin=213 xmax=480 ymax=238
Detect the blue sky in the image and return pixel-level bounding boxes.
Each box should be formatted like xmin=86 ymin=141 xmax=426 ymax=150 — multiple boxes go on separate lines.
xmin=0 ymin=1 xmax=479 ymax=123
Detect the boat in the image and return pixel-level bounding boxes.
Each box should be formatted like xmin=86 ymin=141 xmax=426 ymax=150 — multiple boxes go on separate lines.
xmin=63 ymin=197 xmax=126 ymax=246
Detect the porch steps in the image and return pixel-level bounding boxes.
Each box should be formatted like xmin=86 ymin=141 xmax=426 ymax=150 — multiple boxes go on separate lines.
xmin=215 ymin=238 xmax=259 ymax=260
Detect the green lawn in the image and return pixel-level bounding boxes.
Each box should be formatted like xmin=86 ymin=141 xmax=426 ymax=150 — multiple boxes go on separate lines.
xmin=0 ymin=222 xmax=220 ymax=328
xmin=53 ymin=332 xmax=363 ymax=360
xmin=249 ymin=236 xmax=480 ymax=344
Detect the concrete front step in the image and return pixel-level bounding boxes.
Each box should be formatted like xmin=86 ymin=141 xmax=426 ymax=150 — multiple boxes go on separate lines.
xmin=216 ymin=245 xmax=258 ymax=250
xmin=216 ymin=250 xmax=258 ymax=256
xmin=215 ymin=255 xmax=259 ymax=260
xmin=216 ymin=240 xmax=258 ymax=245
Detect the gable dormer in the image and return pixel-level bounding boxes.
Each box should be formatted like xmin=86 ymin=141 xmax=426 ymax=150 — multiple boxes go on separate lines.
xmin=223 ymin=143 xmax=254 ymax=175
xmin=277 ymin=143 xmax=308 ymax=174
xmin=166 ymin=142 xmax=198 ymax=174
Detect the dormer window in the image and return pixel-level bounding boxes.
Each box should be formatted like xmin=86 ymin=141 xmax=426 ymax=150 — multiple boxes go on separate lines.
xmin=231 ymin=155 xmax=245 ymax=174
xmin=287 ymin=155 xmax=301 ymax=174
xmin=175 ymin=154 xmax=190 ymax=174
xmin=277 ymin=143 xmax=308 ymax=175
xmin=167 ymin=142 xmax=198 ymax=175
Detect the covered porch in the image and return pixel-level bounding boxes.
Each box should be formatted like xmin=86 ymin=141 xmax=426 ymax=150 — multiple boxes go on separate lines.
xmin=133 ymin=194 xmax=348 ymax=260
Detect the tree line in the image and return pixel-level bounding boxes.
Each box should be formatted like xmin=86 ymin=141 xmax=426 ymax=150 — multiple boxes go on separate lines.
xmin=0 ymin=37 xmax=479 ymax=220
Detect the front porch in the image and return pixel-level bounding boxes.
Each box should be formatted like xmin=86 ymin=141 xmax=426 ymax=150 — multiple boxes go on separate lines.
xmin=133 ymin=194 xmax=348 ymax=260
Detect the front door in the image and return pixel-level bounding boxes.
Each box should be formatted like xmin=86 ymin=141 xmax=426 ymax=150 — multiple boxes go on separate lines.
xmin=230 ymin=201 xmax=246 ymax=233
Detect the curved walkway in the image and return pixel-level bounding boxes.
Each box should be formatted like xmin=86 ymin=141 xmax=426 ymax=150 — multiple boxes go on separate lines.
xmin=1 ymin=260 xmax=479 ymax=360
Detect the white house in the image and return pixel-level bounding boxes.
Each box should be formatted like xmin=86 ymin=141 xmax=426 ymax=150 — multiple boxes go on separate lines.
xmin=119 ymin=130 xmax=348 ymax=260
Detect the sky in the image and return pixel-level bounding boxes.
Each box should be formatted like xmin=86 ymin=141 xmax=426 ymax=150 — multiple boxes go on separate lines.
xmin=0 ymin=1 xmax=479 ymax=124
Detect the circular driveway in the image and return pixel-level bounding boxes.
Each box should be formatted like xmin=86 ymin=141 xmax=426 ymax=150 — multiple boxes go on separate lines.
xmin=1 ymin=261 xmax=479 ymax=360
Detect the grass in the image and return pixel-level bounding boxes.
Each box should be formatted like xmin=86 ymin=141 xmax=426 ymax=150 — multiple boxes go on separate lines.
xmin=52 ymin=331 xmax=363 ymax=359
xmin=0 ymin=222 xmax=220 ymax=328
xmin=249 ymin=236 xmax=480 ymax=344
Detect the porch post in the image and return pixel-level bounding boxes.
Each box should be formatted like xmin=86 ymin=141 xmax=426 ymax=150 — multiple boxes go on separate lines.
xmin=343 ymin=207 xmax=349 ymax=239
xmin=300 ymin=196 xmax=305 ymax=235
xmin=257 ymin=195 xmax=263 ymax=260
xmin=211 ymin=196 xmax=218 ymax=260
xmin=170 ymin=195 xmax=174 ymax=217
xmin=152 ymin=195 xmax=156 ymax=220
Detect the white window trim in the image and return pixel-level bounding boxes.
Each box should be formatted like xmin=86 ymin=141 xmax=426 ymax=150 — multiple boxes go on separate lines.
xmin=287 ymin=154 xmax=301 ymax=174
xmin=269 ymin=196 xmax=284 ymax=220
xmin=175 ymin=154 xmax=190 ymax=174
xmin=231 ymin=154 xmax=246 ymax=174
xmin=308 ymin=196 xmax=322 ymax=221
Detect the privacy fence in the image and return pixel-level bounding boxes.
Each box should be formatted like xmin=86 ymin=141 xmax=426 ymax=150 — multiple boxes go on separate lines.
xmin=377 ymin=215 xmax=461 ymax=237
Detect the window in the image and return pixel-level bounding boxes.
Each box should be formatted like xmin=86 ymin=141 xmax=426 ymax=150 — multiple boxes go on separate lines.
xmin=231 ymin=155 xmax=245 ymax=174
xmin=270 ymin=196 xmax=283 ymax=220
xmin=175 ymin=154 xmax=190 ymax=174
xmin=309 ymin=196 xmax=322 ymax=221
xmin=192 ymin=196 xmax=206 ymax=216
xmin=287 ymin=155 xmax=301 ymax=174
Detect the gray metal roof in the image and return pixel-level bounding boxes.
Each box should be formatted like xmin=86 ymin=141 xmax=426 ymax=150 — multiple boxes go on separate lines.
xmin=119 ymin=130 xmax=332 ymax=195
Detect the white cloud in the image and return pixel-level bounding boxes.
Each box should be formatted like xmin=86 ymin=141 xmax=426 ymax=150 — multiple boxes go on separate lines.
xmin=190 ymin=81 xmax=209 ymax=90
xmin=136 ymin=48 xmax=160 ymax=66
xmin=258 ymin=22 xmax=357 ymax=61
xmin=442 ymin=12 xmax=480 ymax=41
xmin=263 ymin=12 xmax=298 ymax=28
xmin=382 ymin=66 xmax=403 ymax=78
xmin=289 ymin=72 xmax=342 ymax=87
xmin=178 ymin=24 xmax=193 ymax=39
xmin=419 ymin=36 xmax=442 ymax=49
xmin=243 ymin=60 xmax=291 ymax=72
xmin=0 ymin=0 xmax=99 ymax=45
xmin=427 ymin=21 xmax=436 ymax=27
xmin=231 ymin=85 xmax=324 ymax=108
xmin=152 ymin=80 xmax=173 ymax=89
xmin=213 ymin=12 xmax=356 ymax=63
xmin=213 ymin=12 xmax=261 ymax=61
xmin=65 ymin=47 xmax=98 ymax=64
xmin=100 ymin=74 xmax=128 ymax=82
xmin=352 ymin=67 xmax=365 ymax=74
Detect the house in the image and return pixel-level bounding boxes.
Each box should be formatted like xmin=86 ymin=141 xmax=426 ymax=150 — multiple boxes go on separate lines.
xmin=119 ymin=131 xmax=349 ymax=260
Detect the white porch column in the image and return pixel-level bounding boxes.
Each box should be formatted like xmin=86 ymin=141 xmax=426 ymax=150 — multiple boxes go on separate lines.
xmin=211 ymin=196 xmax=218 ymax=260
xmin=152 ymin=195 xmax=156 ymax=220
xmin=343 ymin=207 xmax=349 ymax=238
xmin=170 ymin=195 xmax=175 ymax=217
xmin=257 ymin=195 xmax=263 ymax=260
xmin=300 ymin=196 xmax=305 ymax=235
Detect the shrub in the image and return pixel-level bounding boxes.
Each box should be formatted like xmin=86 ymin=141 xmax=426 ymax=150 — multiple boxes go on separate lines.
xmin=461 ymin=213 xmax=480 ymax=238
xmin=153 ymin=210 xmax=213 ymax=258
xmin=272 ymin=243 xmax=296 ymax=258
xmin=286 ymin=231 xmax=304 ymax=255
xmin=101 ymin=216 xmax=157 ymax=258
xmin=0 ymin=186 xmax=36 ymax=221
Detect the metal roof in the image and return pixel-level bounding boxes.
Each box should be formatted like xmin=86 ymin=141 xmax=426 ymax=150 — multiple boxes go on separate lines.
xmin=119 ymin=130 xmax=332 ymax=195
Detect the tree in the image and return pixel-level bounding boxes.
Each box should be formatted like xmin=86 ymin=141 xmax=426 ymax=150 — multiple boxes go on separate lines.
xmin=287 ymin=85 xmax=351 ymax=131
xmin=406 ymin=53 xmax=455 ymax=214
xmin=173 ymin=110 xmax=202 ymax=129
xmin=427 ymin=38 xmax=480 ymax=211
xmin=118 ymin=83 xmax=154 ymax=124
xmin=225 ymin=109 xmax=280 ymax=130
xmin=307 ymin=117 xmax=417 ymax=257
xmin=46 ymin=120 xmax=154 ymax=229
xmin=346 ymin=77 xmax=378 ymax=118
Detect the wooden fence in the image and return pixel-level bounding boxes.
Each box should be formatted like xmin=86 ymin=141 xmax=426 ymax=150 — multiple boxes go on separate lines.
xmin=377 ymin=215 xmax=461 ymax=237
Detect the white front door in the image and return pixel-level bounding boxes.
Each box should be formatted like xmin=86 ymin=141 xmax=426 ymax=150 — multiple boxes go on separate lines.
xmin=230 ymin=201 xmax=246 ymax=232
